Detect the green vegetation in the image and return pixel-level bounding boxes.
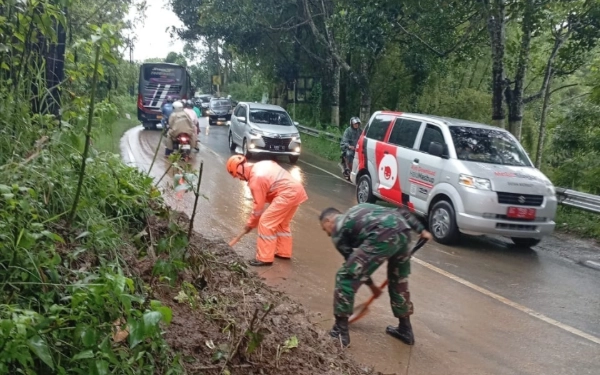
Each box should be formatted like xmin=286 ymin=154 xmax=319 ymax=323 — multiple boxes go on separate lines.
xmin=0 ymin=1 xmax=183 ymax=373
xmin=92 ymin=97 xmax=139 ymax=154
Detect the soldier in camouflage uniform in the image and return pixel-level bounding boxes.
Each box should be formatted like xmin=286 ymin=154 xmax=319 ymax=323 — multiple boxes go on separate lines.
xmin=319 ymin=203 xmax=431 ymax=347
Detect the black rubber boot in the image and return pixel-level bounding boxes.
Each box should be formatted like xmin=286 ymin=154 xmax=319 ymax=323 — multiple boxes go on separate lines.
xmin=329 ymin=316 xmax=350 ymax=347
xmin=248 ymin=259 xmax=273 ymax=267
xmin=386 ymin=317 xmax=415 ymax=345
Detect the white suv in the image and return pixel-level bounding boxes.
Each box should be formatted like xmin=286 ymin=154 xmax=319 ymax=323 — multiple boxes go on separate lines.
xmin=351 ymin=111 xmax=557 ymax=248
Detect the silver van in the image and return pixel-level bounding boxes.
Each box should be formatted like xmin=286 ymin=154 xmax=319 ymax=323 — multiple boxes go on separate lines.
xmin=351 ymin=111 xmax=557 ymax=248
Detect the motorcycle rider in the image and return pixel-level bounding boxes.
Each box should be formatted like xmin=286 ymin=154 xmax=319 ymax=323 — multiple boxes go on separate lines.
xmin=340 ymin=117 xmax=362 ymax=177
xmin=165 ymin=101 xmax=198 ymax=155
xmin=161 ymin=96 xmax=175 ymax=129
xmin=183 ymin=99 xmax=200 ymax=136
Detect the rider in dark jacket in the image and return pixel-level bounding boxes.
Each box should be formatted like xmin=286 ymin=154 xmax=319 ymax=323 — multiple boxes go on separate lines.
xmin=340 ymin=117 xmax=362 ymax=176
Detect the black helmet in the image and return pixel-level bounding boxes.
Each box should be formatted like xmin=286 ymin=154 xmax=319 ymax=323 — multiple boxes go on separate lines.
xmin=350 ymin=117 xmax=361 ymax=126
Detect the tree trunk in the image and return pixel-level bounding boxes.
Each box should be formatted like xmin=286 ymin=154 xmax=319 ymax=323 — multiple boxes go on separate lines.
xmin=331 ymin=59 xmax=340 ymax=127
xmin=359 ymin=61 xmax=371 ymax=123
xmin=535 ymin=73 xmax=554 ymax=168
xmin=506 ymin=0 xmax=534 ymax=140
xmin=486 ymin=0 xmax=507 ymax=128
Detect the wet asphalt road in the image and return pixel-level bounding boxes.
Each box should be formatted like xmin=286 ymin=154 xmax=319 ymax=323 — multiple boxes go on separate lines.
xmin=121 ymin=121 xmax=600 ymax=375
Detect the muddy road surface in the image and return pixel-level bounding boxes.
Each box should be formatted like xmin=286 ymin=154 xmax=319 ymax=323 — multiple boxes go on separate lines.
xmin=121 ymin=122 xmax=600 ymax=375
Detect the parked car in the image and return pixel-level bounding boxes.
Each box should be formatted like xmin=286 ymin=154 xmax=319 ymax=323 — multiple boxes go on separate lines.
xmin=207 ymin=98 xmax=233 ymax=125
xmin=228 ymin=102 xmax=302 ymax=164
xmin=351 ymin=111 xmax=557 ymax=248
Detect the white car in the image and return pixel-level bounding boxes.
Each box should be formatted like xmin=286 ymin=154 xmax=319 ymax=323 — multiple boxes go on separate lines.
xmin=228 ymin=102 xmax=302 ymax=164
xmin=351 ymin=111 xmax=557 ymax=248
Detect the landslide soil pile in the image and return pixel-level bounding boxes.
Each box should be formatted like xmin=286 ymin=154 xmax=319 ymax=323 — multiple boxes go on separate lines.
xmin=128 ymin=212 xmax=380 ymax=375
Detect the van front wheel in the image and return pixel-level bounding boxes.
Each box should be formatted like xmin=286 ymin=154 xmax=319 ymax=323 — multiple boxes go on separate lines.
xmin=356 ymin=174 xmax=376 ymax=204
xmin=429 ymin=200 xmax=460 ymax=245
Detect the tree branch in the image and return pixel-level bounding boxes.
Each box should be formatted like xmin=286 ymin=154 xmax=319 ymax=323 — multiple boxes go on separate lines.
xmin=293 ymin=35 xmax=327 ymax=63
xmin=549 ymin=83 xmax=578 ymax=96
xmin=394 ymin=18 xmax=484 ymax=58
xmin=523 ymin=27 xmax=573 ymax=104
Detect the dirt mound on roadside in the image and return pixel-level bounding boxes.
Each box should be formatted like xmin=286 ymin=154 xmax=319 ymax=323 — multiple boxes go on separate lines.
xmin=130 ymin=213 xmax=380 ymax=375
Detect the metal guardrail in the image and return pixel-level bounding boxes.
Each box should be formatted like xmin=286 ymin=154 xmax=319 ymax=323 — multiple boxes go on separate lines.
xmin=556 ymin=188 xmax=600 ymax=214
xmin=296 ymin=123 xmax=600 ymax=214
xmin=296 ymin=124 xmax=341 ymax=143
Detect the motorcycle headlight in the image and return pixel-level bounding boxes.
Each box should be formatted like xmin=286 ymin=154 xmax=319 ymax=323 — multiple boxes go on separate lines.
xmin=459 ymin=174 xmax=492 ymax=190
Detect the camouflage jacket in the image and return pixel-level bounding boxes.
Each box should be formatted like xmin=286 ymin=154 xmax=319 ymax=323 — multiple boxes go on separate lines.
xmin=331 ymin=203 xmax=425 ymax=261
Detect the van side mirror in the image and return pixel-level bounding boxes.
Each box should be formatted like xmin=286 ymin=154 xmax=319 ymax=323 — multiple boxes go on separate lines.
xmin=237 ymin=116 xmax=247 ymax=123
xmin=428 ymin=142 xmax=445 ymax=158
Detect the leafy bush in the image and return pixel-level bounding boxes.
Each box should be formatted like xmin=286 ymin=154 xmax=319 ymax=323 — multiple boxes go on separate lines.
xmin=0 ymin=131 xmax=182 ymax=374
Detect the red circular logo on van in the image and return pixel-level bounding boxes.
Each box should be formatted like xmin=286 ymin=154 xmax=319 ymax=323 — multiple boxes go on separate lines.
xmin=384 ymin=166 xmax=392 ymax=180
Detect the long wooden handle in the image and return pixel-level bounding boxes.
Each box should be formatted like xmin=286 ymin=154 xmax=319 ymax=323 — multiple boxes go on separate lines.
xmin=228 ymin=233 xmax=244 ymax=247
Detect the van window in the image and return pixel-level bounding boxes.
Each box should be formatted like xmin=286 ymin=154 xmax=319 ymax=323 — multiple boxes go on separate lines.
xmin=365 ymin=115 xmax=394 ymax=141
xmin=389 ymin=119 xmax=422 ymax=148
xmin=419 ymin=124 xmax=445 ymax=153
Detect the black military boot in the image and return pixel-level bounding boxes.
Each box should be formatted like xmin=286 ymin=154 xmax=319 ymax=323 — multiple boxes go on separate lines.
xmin=385 ymin=317 xmax=415 ymax=345
xmin=329 ymin=316 xmax=350 ymax=347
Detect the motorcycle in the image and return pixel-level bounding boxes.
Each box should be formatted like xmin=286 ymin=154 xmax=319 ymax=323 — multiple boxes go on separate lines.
xmin=173 ymin=133 xmax=193 ymax=162
xmin=338 ymin=151 xmax=351 ymax=181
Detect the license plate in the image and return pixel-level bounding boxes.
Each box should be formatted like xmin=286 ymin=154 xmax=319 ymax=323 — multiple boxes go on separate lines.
xmin=271 ymin=146 xmax=282 ymax=151
xmin=181 ymin=145 xmax=191 ymax=150
xmin=218 ymin=117 xmax=226 ymax=121
xmin=507 ymin=207 xmax=536 ymax=220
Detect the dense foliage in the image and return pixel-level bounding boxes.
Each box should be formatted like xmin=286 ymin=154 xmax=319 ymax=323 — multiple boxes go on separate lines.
xmin=0 ymin=0 xmax=187 ymax=373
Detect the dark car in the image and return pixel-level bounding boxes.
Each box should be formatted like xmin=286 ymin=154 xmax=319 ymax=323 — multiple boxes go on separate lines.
xmin=207 ymin=98 xmax=233 ymax=125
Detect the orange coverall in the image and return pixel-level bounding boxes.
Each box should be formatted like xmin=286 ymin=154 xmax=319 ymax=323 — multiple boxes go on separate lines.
xmin=245 ymin=160 xmax=308 ymax=262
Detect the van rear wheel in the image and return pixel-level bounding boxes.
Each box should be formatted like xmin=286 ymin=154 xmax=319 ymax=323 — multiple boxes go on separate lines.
xmin=429 ymin=200 xmax=460 ymax=245
xmin=356 ymin=174 xmax=376 ymax=203
xmin=511 ymin=238 xmax=541 ymax=249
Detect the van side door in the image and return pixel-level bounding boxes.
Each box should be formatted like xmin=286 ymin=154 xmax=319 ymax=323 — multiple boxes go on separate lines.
xmin=387 ymin=117 xmax=425 ymax=210
xmin=360 ymin=114 xmax=395 ymax=200
xmin=411 ymin=123 xmax=448 ymax=213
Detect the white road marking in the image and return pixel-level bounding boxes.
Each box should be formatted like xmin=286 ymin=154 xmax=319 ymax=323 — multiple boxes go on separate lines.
xmin=298 ymin=159 xmax=354 ymax=185
xmin=412 ymin=257 xmax=600 ymax=345
xmin=126 ymin=128 xmax=137 ymax=165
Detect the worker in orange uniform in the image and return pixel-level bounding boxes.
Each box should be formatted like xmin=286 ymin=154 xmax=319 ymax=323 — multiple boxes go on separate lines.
xmin=226 ymin=155 xmax=308 ymax=266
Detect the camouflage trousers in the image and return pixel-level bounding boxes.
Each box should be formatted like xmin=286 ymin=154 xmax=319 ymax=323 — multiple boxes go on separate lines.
xmin=333 ymin=229 xmax=413 ymax=318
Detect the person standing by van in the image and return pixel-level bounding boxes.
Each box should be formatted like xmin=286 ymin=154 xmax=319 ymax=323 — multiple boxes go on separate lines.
xmin=340 ymin=117 xmax=362 ymax=177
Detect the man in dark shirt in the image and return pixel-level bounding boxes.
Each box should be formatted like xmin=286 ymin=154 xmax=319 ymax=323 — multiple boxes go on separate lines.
xmin=319 ymin=203 xmax=431 ymax=347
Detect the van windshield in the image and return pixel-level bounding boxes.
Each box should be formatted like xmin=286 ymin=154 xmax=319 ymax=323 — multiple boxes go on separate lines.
xmin=449 ymin=126 xmax=532 ymax=167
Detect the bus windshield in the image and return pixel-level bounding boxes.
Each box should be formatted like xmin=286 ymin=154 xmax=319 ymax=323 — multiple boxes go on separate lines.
xmin=143 ymin=65 xmax=183 ymax=83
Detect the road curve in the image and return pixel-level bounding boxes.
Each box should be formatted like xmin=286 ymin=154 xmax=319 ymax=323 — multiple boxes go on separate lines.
xmin=121 ymin=121 xmax=600 ymax=375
